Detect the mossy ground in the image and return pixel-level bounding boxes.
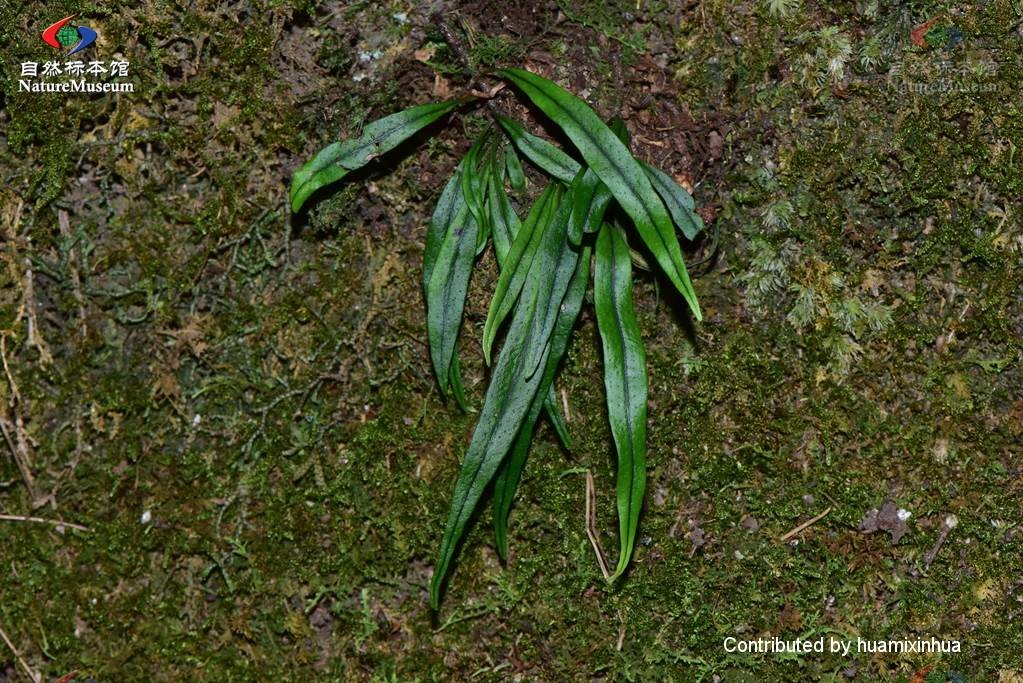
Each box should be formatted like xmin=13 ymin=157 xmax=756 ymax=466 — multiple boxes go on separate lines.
xmin=0 ymin=0 xmax=1021 ymax=680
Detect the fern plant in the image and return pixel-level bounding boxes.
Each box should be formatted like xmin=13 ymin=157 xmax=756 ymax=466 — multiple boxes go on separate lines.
xmin=290 ymin=68 xmax=704 ymax=608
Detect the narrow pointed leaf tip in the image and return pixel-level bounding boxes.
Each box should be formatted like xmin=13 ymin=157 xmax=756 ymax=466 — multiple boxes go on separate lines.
xmin=498 ymin=68 xmax=702 ymax=321
xmin=290 ymin=98 xmax=469 ymax=213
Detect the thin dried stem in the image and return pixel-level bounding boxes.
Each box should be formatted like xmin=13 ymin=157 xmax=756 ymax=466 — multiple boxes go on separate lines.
xmin=0 ymin=514 xmax=90 ymax=532
xmin=779 ymin=506 xmax=832 ymax=542
xmin=0 ymin=620 xmax=42 ymax=683
xmin=585 ymin=470 xmax=611 ymax=580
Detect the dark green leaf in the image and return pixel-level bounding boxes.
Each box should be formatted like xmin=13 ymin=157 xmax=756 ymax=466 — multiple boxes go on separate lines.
xmin=568 ymin=169 xmax=603 ymax=245
xmin=493 ymin=244 xmax=590 ymax=560
xmin=499 ymin=68 xmax=702 ymax=321
xmin=488 ymin=174 xmax=572 ymax=447
xmin=495 ymin=115 xmax=580 ymax=184
xmin=594 ymin=222 xmax=648 ymax=583
xmin=521 ymin=170 xmax=593 ymax=377
xmin=505 ymin=145 xmax=526 ymax=192
xmin=487 ymin=158 xmax=522 ymax=266
xmin=431 ymin=186 xmax=580 ymax=608
xmin=544 ymin=385 xmax=571 ymax=450
xmin=425 ymin=158 xmax=479 ymax=409
xmin=448 ymin=352 xmax=468 ymax=410
xmin=461 ymin=138 xmax=493 ymax=256
xmin=424 ymin=168 xmax=464 ymax=291
xmin=481 ymin=184 xmax=560 ymax=365
xmin=291 ymin=98 xmax=467 ymax=212
xmin=609 ymin=116 xmax=630 ymax=146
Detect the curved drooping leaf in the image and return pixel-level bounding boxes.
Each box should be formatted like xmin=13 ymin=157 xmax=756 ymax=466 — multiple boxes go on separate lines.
xmin=425 ymin=158 xmax=479 ymax=410
xmin=499 ymin=67 xmax=702 ymax=321
xmin=493 ymin=244 xmax=590 ymax=559
xmin=430 ymin=188 xmax=580 ymax=609
xmin=495 ymin=112 xmax=700 ymax=243
xmin=567 ymin=169 xmax=602 ymax=246
xmin=519 ymin=118 xmax=619 ymax=373
xmin=495 ymin=115 xmax=580 ymax=184
xmin=594 ymin=221 xmax=648 ymax=583
xmin=505 ymin=145 xmax=526 ymax=192
xmin=481 ymin=184 xmax=561 ymax=365
xmin=494 ymin=117 xmax=609 ymax=245
xmin=641 ymin=162 xmax=703 ymax=241
xmin=291 ymin=98 xmax=468 ymax=212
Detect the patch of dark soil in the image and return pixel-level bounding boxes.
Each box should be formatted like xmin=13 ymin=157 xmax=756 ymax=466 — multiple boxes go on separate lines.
xmin=456 ymin=0 xmax=559 ymax=40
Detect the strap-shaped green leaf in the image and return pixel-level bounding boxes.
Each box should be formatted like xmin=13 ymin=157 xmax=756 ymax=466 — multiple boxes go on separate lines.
xmin=448 ymin=351 xmax=468 ymax=411
xmin=425 ymin=159 xmax=479 ymax=410
xmin=594 ymin=222 xmax=648 ymax=583
xmin=487 ymin=175 xmax=572 ymax=450
xmin=493 ymin=244 xmax=590 ymax=560
xmin=582 ymin=183 xmax=613 ymax=235
xmin=291 ymin=98 xmax=468 ymax=212
xmin=494 ymin=120 xmax=610 ymax=246
xmin=578 ymin=118 xmax=627 ymax=240
xmin=521 ymin=170 xmax=593 ymax=377
xmin=641 ymin=162 xmax=703 ymax=241
xmin=481 ymin=184 xmax=560 ymax=365
xmin=505 ymin=145 xmax=526 ymax=192
xmin=430 ymin=186 xmax=580 ymax=609
xmin=424 ymin=167 xmax=465 ymax=291
xmin=499 ymin=68 xmax=702 ymax=321
xmin=495 ymin=115 xmax=580 ymax=184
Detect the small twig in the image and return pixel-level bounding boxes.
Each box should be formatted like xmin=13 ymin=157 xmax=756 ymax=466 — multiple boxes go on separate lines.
xmin=433 ymin=13 xmax=474 ymax=82
xmin=431 ymin=13 xmax=506 ymax=117
xmin=585 ymin=470 xmax=611 ymax=580
xmin=468 ymin=82 xmax=506 ymax=100
xmin=0 ymin=416 xmax=36 ymax=502
xmin=560 ymin=388 xmax=571 ymax=423
xmin=779 ymin=506 xmax=832 ymax=542
xmin=0 ymin=514 xmax=90 ymax=532
xmin=0 ymin=620 xmax=42 ymax=683
xmin=923 ymin=514 xmax=958 ymax=569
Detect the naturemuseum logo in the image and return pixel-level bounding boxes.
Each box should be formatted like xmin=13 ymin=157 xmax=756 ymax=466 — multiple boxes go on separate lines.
xmin=18 ymin=16 xmax=133 ymax=93
xmin=885 ymin=16 xmax=997 ymax=95
xmin=911 ymin=17 xmax=965 ymax=51
xmin=41 ymin=15 xmax=98 ymax=56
